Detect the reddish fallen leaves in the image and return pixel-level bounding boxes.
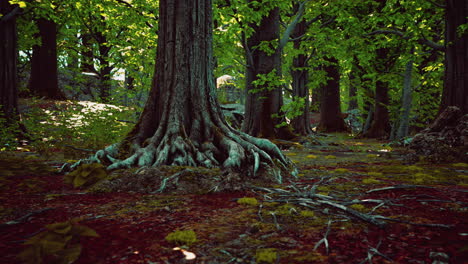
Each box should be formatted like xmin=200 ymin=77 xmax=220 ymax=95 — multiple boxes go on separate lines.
xmin=1 ymin=153 xmax=467 ymax=264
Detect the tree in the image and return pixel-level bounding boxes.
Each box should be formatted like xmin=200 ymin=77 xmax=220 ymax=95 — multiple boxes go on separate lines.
xmin=0 ymin=1 xmax=21 ymax=123
xmin=290 ymin=11 xmax=312 ymax=135
xmin=27 ymin=17 xmax=65 ymax=99
xmin=440 ymin=0 xmax=467 ymax=114
xmin=242 ymin=4 xmax=293 ymax=139
xmin=317 ymin=57 xmax=348 ymax=132
xmin=80 ymin=0 xmax=294 ymax=181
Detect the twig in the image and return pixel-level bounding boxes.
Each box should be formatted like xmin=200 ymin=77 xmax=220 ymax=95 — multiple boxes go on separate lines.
xmin=270 ymin=212 xmax=281 ymax=231
xmin=366 ymin=184 xmax=436 ymax=194
xmin=313 ymin=219 xmax=331 ymax=254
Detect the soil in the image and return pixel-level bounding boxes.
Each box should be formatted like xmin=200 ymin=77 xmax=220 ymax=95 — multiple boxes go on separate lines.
xmin=1 ymin=133 xmax=467 ymax=264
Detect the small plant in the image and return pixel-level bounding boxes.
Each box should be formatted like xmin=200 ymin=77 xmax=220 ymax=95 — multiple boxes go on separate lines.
xmin=64 ymin=163 xmax=107 ymax=188
xmin=165 ymin=230 xmax=197 ymax=246
xmin=18 ymin=218 xmax=98 ymax=264
xmin=255 ymin=248 xmax=278 ymax=263
xmin=306 ymin=154 xmax=317 ymax=159
xmin=237 ymin=197 xmax=259 ymax=206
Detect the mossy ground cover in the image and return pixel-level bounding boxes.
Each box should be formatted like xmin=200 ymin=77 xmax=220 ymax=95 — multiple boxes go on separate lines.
xmin=0 ymin=100 xmax=467 ymax=263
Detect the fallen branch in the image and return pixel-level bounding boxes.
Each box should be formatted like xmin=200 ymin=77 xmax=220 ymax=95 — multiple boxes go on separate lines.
xmin=374 ymin=215 xmax=454 ymax=229
xmin=366 ymin=184 xmax=436 ymax=194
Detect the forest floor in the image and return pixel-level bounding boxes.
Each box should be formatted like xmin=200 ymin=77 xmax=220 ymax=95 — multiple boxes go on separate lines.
xmin=0 ymin=102 xmax=467 ymax=264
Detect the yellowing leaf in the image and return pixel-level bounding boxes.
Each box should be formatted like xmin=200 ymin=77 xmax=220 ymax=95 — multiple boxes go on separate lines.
xmin=46 ymin=222 xmax=72 ymax=234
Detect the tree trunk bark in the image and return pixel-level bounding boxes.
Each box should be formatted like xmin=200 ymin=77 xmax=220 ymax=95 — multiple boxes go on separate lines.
xmin=28 ymin=18 xmax=65 ymax=100
xmin=290 ymin=19 xmax=312 ymax=135
xmin=440 ymin=0 xmax=468 ymax=115
xmin=96 ymin=31 xmax=113 ymax=102
xmin=317 ymin=58 xmax=348 ymax=132
xmin=395 ymin=56 xmax=413 ymax=140
xmin=82 ymin=0 xmax=294 ymax=181
xmin=242 ymin=4 xmax=295 ymax=140
xmin=363 ymin=47 xmax=395 ymax=139
xmin=0 ymin=1 xmax=20 ymax=123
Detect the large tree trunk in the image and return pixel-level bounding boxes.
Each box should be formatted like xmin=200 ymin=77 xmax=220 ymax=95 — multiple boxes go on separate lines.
xmin=28 ymin=18 xmax=65 ymax=100
xmin=80 ymin=0 xmax=294 ymax=181
xmin=0 ymin=1 xmax=20 ymax=123
xmin=290 ymin=19 xmax=312 ymax=135
xmin=317 ymin=58 xmax=348 ymax=132
xmin=440 ymin=0 xmax=467 ymax=114
xmin=242 ymin=4 xmax=295 ymax=140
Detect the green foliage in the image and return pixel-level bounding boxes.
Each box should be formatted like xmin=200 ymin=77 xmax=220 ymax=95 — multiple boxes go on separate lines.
xmin=64 ymin=163 xmax=107 ymax=188
xmin=0 ymin=116 xmax=20 ymax=151
xmin=18 ymin=218 xmax=98 ymax=264
xmin=165 ymin=230 xmax=197 ymax=246
xmin=255 ymin=248 xmax=278 ymax=264
xmin=21 ymin=100 xmax=136 ymax=155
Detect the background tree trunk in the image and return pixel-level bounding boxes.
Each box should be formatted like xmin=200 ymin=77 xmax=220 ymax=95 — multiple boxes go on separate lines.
xmin=290 ymin=19 xmax=312 ymax=135
xmin=27 ymin=18 xmax=65 ymax=100
xmin=89 ymin=0 xmax=294 ymax=181
xmin=242 ymin=4 xmax=295 ymax=140
xmin=0 ymin=1 xmax=19 ymax=123
xmin=317 ymin=57 xmax=347 ymax=132
xmin=363 ymin=47 xmax=395 ymax=138
xmin=440 ymin=0 xmax=467 ymax=114
xmin=395 ymin=56 xmax=414 ymax=140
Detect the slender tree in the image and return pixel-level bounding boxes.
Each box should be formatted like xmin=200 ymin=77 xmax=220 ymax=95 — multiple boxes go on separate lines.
xmin=81 ymin=0 xmax=294 ymax=181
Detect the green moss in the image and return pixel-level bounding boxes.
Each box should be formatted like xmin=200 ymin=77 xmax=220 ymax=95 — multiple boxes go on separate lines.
xmin=350 ymin=204 xmax=366 ymax=211
xmin=237 ymin=197 xmax=259 ymax=206
xmin=255 ymin=248 xmax=278 ymax=264
xmin=324 ymin=155 xmax=336 ymax=159
xmin=165 ymin=230 xmax=197 ymax=245
xmin=300 ymin=210 xmax=315 ymax=217
xmin=306 ymin=154 xmax=318 ymax=159
xmin=362 ymin=178 xmax=381 ymax=184
xmin=367 ymin=171 xmax=383 ymax=177
xmin=334 ymin=168 xmax=349 ymax=173
xmin=452 ymin=163 xmax=468 ymax=168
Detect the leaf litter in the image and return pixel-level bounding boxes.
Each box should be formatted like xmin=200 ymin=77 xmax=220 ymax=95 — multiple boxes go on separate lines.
xmin=0 ymin=134 xmax=467 ymax=263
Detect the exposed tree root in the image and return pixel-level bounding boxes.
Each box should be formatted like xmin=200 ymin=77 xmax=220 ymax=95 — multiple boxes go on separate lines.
xmin=64 ymin=121 xmax=296 ymax=189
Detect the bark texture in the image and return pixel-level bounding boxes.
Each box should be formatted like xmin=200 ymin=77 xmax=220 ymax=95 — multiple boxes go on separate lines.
xmin=441 ymin=0 xmax=468 ymax=114
xmin=81 ymin=0 xmax=294 ymax=181
xmin=317 ymin=58 xmax=348 ymax=132
xmin=242 ymin=4 xmax=295 ymax=140
xmin=28 ymin=18 xmax=65 ymax=100
xmin=290 ymin=19 xmax=312 ymax=135
xmin=0 ymin=1 xmax=20 ymax=123
xmin=362 ymin=47 xmax=395 ymax=139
